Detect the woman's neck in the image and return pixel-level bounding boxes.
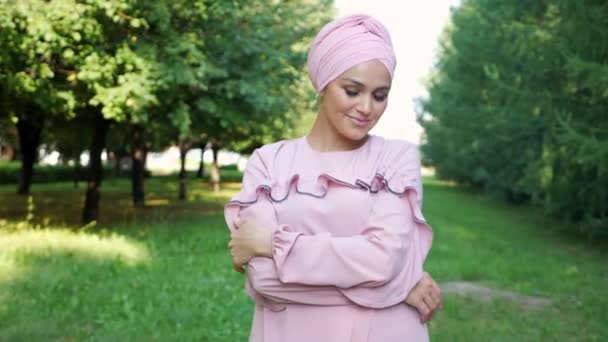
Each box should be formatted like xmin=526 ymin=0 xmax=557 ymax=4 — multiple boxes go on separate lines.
xmin=306 ymin=112 xmax=368 ymax=152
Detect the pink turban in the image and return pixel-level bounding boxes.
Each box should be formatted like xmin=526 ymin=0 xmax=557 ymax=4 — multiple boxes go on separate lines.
xmin=307 ymin=14 xmax=396 ymax=92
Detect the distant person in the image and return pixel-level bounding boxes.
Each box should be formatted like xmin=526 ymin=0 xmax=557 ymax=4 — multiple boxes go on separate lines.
xmin=225 ymin=13 xmax=440 ymax=341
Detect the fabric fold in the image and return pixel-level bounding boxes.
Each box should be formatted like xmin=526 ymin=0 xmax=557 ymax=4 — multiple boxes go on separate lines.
xmin=271 ymin=225 xmax=302 ymax=273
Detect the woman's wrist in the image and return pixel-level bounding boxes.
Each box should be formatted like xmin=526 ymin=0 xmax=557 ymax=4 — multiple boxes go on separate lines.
xmin=256 ymin=228 xmax=273 ymax=258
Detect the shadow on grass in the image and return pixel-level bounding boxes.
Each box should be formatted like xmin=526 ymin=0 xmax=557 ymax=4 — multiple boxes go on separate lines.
xmin=0 ymin=216 xmax=252 ymax=341
xmin=0 ymin=178 xmax=252 ymax=339
xmin=0 ymin=179 xmax=240 ymax=227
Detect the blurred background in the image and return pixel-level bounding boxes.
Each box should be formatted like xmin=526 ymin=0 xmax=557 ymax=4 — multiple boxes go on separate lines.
xmin=0 ymin=1 xmax=606 ymax=341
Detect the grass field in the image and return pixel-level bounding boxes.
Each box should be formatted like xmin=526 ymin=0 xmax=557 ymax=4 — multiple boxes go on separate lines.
xmin=0 ymin=176 xmax=606 ymax=341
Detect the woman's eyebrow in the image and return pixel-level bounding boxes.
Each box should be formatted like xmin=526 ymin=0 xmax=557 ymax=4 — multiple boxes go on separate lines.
xmin=374 ymin=86 xmax=391 ymax=92
xmin=343 ymin=78 xmax=390 ymax=91
xmin=343 ymin=78 xmax=365 ymax=87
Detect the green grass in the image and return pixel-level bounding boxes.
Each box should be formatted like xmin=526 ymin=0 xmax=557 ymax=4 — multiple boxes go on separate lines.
xmin=0 ymin=177 xmax=606 ymax=341
xmin=422 ymin=178 xmax=607 ymax=341
xmin=0 ymin=218 xmax=251 ymax=341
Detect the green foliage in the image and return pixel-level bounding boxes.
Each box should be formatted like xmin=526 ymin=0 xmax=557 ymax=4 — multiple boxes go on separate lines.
xmin=0 ymin=0 xmax=332 ymax=178
xmin=0 ymin=161 xmax=133 ymax=185
xmin=0 ymin=0 xmax=331 ymax=221
xmin=0 ymin=0 xmax=154 ymax=120
xmin=192 ymin=0 xmax=333 ymax=153
xmin=0 ymin=161 xmax=242 ymax=185
xmin=419 ymin=0 xmax=608 ymax=237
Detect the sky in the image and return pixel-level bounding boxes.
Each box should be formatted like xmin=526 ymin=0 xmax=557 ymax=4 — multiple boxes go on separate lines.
xmin=334 ymin=0 xmax=457 ymax=144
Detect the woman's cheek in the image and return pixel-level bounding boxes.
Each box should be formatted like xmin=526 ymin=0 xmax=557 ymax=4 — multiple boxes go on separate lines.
xmin=373 ymin=103 xmax=387 ymax=117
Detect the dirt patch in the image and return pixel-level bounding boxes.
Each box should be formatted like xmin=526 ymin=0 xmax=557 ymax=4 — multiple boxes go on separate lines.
xmin=440 ymin=281 xmax=551 ymax=309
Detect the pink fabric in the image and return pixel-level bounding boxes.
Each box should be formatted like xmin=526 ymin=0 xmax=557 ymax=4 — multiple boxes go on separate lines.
xmin=307 ymin=14 xmax=397 ymax=92
xmin=224 ymin=135 xmax=433 ymax=341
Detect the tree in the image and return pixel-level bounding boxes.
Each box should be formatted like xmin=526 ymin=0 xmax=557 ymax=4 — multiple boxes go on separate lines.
xmin=195 ymin=0 xmax=332 ymax=191
xmin=0 ymin=0 xmax=158 ymax=219
xmin=419 ymin=0 xmax=608 ymax=236
xmin=0 ymin=0 xmax=334 ymax=223
xmin=0 ymin=1 xmax=79 ymax=194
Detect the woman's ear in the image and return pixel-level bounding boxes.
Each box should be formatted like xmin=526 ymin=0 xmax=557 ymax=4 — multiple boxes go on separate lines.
xmin=313 ymin=91 xmax=323 ymax=108
xmin=317 ymin=90 xmax=326 ymax=104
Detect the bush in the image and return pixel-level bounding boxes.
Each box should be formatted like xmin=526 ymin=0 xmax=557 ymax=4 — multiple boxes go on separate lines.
xmin=219 ymin=164 xmax=238 ymax=171
xmin=0 ymin=162 xmax=137 ymax=185
xmin=0 ymin=162 xmax=242 ymax=185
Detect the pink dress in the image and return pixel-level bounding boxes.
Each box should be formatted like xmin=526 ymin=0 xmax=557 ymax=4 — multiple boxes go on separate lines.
xmin=224 ymin=135 xmax=433 ymax=341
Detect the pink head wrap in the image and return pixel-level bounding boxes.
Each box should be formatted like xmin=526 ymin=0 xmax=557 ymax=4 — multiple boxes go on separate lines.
xmin=307 ymin=14 xmax=396 ymax=92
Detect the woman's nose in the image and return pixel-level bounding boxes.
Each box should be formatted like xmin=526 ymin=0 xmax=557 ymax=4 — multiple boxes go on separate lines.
xmin=356 ymin=95 xmax=373 ymax=116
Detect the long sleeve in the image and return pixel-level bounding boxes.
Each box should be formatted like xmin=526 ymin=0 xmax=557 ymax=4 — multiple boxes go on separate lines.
xmin=226 ymin=151 xmax=351 ymax=307
xmin=270 ymin=188 xmax=426 ymax=308
xmin=239 ymin=192 xmax=351 ymax=306
xmin=271 ymin=190 xmax=415 ymax=288
xmin=237 ymin=187 xmax=421 ymax=309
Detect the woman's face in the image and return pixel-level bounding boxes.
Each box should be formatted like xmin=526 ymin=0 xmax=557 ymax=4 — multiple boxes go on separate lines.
xmin=320 ymin=59 xmax=391 ymax=142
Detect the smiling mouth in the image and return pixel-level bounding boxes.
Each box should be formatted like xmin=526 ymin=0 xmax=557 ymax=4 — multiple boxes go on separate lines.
xmin=346 ymin=115 xmax=372 ymax=126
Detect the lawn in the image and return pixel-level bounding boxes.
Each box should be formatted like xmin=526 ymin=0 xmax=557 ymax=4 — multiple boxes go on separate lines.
xmin=0 ymin=176 xmax=606 ymax=341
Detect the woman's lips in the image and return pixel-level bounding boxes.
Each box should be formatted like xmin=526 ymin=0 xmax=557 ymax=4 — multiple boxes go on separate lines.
xmin=347 ymin=115 xmax=372 ymax=128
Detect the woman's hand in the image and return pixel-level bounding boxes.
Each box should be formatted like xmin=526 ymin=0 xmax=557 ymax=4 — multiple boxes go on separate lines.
xmin=229 ymin=217 xmax=273 ymax=269
xmin=233 ymin=262 xmax=245 ymax=274
xmin=405 ymin=272 xmax=442 ymax=323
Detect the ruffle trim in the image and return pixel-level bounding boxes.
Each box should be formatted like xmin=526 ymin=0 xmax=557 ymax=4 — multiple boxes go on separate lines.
xmin=226 ymin=173 xmax=430 ymax=229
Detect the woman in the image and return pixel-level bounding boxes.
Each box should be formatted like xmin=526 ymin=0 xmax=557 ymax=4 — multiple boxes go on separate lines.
xmin=225 ymin=14 xmax=441 ymax=341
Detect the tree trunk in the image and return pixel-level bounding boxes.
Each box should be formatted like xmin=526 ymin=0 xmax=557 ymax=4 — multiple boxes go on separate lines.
xmin=112 ymin=151 xmax=123 ymax=179
xmin=73 ymin=156 xmax=81 ymax=189
xmin=196 ymin=141 xmax=207 ymax=178
xmin=15 ymin=106 xmax=44 ymax=195
xmin=82 ymin=109 xmax=109 ymax=224
xmin=210 ymin=143 xmax=220 ymax=192
xmin=130 ymin=123 xmax=146 ymax=208
xmin=112 ymin=143 xmax=127 ymax=180
xmin=178 ymin=142 xmax=189 ymax=200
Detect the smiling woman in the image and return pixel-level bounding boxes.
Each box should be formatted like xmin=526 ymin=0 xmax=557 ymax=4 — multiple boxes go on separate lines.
xmin=225 ymin=14 xmax=442 ymax=342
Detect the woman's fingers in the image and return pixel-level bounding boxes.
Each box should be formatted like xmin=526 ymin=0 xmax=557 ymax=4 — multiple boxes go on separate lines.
xmin=423 ymin=292 xmax=438 ymax=312
xmin=233 ymin=262 xmax=245 ymax=274
xmin=426 ymin=284 xmax=443 ymax=322
xmin=230 ymin=244 xmax=252 ymax=268
xmin=230 ymin=218 xmax=252 ymax=274
xmin=422 ymin=293 xmax=439 ymax=322
xmin=420 ymin=273 xmax=443 ymax=322
xmin=416 ymin=298 xmax=433 ymax=323
xmin=429 ymin=279 xmax=443 ymax=310
xmin=428 ymin=304 xmax=440 ymax=322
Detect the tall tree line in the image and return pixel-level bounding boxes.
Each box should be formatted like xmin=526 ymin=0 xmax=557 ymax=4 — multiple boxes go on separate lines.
xmin=0 ymin=0 xmax=332 ymax=223
xmin=419 ymin=0 xmax=608 ymax=237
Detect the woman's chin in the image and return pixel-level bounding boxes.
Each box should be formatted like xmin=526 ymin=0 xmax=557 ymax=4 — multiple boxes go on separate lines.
xmin=341 ymin=128 xmax=371 ymax=142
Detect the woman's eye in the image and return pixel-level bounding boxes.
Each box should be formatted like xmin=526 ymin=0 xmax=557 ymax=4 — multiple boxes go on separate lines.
xmin=374 ymin=94 xmax=387 ymax=102
xmin=344 ymin=89 xmax=358 ymax=97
